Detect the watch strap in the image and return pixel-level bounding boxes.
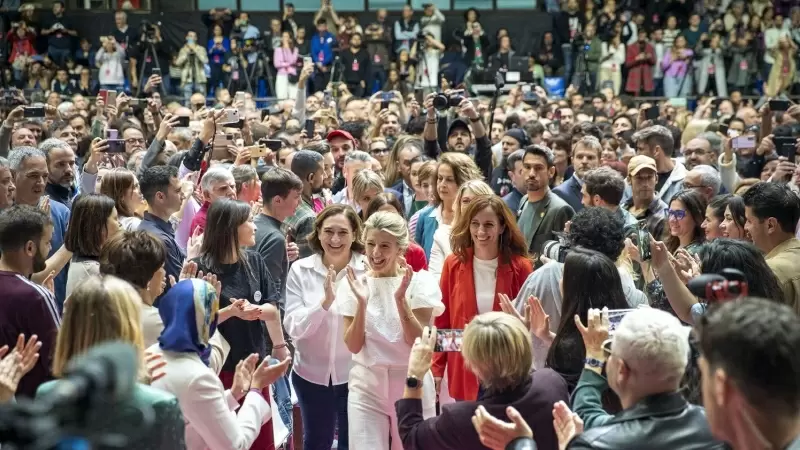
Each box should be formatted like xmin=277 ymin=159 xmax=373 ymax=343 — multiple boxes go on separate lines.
xmin=584 ymin=357 xmax=606 ymax=369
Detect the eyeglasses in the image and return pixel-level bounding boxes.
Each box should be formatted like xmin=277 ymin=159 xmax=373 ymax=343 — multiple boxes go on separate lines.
xmin=666 ymin=208 xmax=687 ymax=220
xmin=682 ymin=182 xmax=705 ymax=190
xmin=126 ymin=138 xmax=146 ymax=145
xmin=370 ymin=147 xmax=388 ymax=155
xmin=602 ymin=339 xmax=613 ymax=358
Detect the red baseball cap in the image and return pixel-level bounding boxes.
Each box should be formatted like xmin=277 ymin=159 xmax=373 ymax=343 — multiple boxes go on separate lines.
xmin=326 ymin=129 xmax=355 ymax=143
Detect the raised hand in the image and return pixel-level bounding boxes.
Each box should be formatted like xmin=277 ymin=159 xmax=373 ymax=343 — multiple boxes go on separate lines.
xmin=169 ymin=260 xmax=199 ymax=287
xmin=575 ymin=308 xmax=609 ymax=359
xmin=553 ymin=401 xmax=584 ymax=450
xmin=472 ymin=405 xmax=533 ymax=450
xmin=346 ymin=265 xmax=368 ymax=307
xmin=0 ymin=334 xmax=41 ymax=402
xmin=498 ymin=293 xmax=528 ymax=328
xmin=528 ymin=295 xmax=552 ymax=342
xmin=394 ymin=257 xmax=413 ymax=303
xmin=250 ymin=356 xmax=292 ymax=390
xmin=231 ymin=353 xmax=257 ymax=400
xmin=322 ymin=265 xmax=337 ymax=311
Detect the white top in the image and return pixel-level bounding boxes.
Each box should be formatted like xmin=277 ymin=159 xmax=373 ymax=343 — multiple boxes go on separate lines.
xmin=337 ymin=269 xmax=444 ymax=367
xmin=600 ymin=42 xmax=626 ymax=71
xmin=283 ymin=253 xmax=367 ymax=386
xmin=428 ymin=223 xmax=452 ymax=280
xmin=121 ymin=215 xmax=142 ymax=232
xmin=147 ymin=345 xmax=268 ymax=450
xmin=473 ymin=257 xmax=498 ymax=314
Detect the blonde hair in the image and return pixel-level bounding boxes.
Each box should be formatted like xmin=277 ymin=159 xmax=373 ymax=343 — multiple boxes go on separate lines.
xmin=363 ymin=210 xmax=410 ymax=252
xmin=53 ymin=276 xmax=144 ymax=377
xmin=352 ymin=169 xmax=384 ymax=204
xmin=680 ymin=119 xmax=711 ymax=146
xmin=461 ymin=312 xmax=533 ymax=392
xmin=453 ymin=179 xmax=494 ymax=223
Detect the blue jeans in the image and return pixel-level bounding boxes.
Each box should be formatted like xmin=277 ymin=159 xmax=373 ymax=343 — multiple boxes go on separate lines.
xmin=292 ymin=371 xmax=349 ymax=450
xmin=48 ymin=47 xmax=72 ymax=66
xmin=664 ymin=74 xmax=692 ymax=98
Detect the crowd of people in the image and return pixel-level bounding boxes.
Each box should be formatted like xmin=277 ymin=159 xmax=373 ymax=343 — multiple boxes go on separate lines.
xmin=0 ymin=1 xmax=800 ymax=450
xmin=6 ymin=0 xmax=799 ymax=102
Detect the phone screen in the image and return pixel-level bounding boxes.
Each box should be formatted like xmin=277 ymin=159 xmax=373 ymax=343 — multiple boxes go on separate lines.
xmin=637 ymin=221 xmax=652 ymax=261
xmin=434 ymin=329 xmax=463 ymax=352
xmin=608 ymin=309 xmax=635 ymax=335
xmin=305 ymin=119 xmax=315 ymax=138
xmin=23 ymin=107 xmax=45 ymax=118
xmin=732 ymin=135 xmax=756 ymax=150
xmin=769 ymin=100 xmax=790 ymax=112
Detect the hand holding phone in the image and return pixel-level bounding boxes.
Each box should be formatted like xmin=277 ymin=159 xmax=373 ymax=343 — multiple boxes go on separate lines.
xmin=637 ymin=221 xmax=652 ymax=262
xmin=434 ymin=329 xmax=463 ymax=352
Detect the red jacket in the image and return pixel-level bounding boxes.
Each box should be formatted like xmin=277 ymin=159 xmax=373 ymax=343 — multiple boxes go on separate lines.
xmin=624 ymin=41 xmax=656 ymax=95
xmin=432 ymin=249 xmax=533 ymax=401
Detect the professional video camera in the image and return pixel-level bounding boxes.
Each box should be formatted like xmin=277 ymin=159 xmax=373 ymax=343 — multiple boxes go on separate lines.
xmin=0 ymin=341 xmax=146 ymax=449
xmin=139 ymin=20 xmax=161 ymax=43
xmin=572 ymin=32 xmax=589 ymax=51
xmin=432 ymin=90 xmax=465 ymax=111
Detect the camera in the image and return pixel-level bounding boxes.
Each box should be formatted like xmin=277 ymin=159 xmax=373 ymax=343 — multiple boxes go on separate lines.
xmin=139 ymin=20 xmax=161 ymax=42
xmin=572 ymin=33 xmax=590 ymax=51
xmin=687 ymin=269 xmax=748 ymax=304
xmin=432 ymin=90 xmax=465 ymax=111
xmin=541 ymin=235 xmax=570 ymax=263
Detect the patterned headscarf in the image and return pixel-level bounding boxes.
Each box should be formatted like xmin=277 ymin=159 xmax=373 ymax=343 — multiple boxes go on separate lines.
xmin=157 ymin=278 xmax=219 ymax=365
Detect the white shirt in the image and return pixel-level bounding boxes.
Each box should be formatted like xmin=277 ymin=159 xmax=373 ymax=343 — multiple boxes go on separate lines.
xmin=283 ymin=253 xmax=367 ymax=386
xmin=428 ymin=221 xmax=452 ymax=280
xmin=473 ymin=257 xmax=498 ymax=314
xmin=600 ymin=42 xmax=626 ymax=71
xmin=337 ymin=270 xmax=444 ymax=367
xmin=148 ymin=345 xmax=267 ymax=450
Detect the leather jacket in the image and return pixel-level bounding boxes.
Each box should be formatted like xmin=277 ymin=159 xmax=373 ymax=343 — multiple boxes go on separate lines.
xmin=506 ymin=438 xmax=537 ymax=450
xmin=567 ymin=392 xmax=729 ymax=450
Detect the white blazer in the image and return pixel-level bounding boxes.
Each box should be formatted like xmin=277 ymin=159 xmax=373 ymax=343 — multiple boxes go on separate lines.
xmin=283 ymin=252 xmax=367 ymax=386
xmin=147 ymin=344 xmax=269 ymax=450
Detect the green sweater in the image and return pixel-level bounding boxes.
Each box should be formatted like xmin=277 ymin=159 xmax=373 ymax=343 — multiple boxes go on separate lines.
xmin=571 ymin=368 xmax=614 ymax=429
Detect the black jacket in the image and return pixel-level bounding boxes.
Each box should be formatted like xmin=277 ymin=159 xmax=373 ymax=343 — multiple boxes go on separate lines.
xmin=567 ymin=392 xmax=728 ymax=450
xmin=340 ymin=48 xmax=371 ymax=84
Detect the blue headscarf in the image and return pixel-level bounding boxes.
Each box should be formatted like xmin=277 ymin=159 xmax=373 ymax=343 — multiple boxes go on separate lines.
xmin=158 ymin=278 xmax=219 ymax=365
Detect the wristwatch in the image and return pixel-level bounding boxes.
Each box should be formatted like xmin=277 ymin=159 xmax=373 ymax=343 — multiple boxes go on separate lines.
xmin=584 ymin=357 xmax=606 ymax=370
xmin=405 ymin=375 xmax=422 ymax=389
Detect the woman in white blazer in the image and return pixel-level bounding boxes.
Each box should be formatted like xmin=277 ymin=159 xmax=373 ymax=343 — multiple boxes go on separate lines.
xmin=284 ymin=204 xmax=367 ymax=450
xmin=149 ymin=278 xmax=291 ymax=450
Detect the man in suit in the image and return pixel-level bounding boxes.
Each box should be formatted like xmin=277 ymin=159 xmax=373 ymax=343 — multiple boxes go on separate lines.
xmin=517 ymin=145 xmax=575 ymax=259
xmin=553 ymin=135 xmax=602 ymax=213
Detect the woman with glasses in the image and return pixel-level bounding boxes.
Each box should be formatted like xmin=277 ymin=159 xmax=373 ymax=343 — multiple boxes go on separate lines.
xmin=663 ymin=190 xmax=707 ymax=254
xmin=434 ymin=195 xmax=532 ymax=402
xmin=284 ymin=204 xmax=366 ymax=450
xmin=339 ymin=211 xmax=444 ymax=450
xmin=38 ymin=276 xmax=186 ymax=449
xmin=368 ymin=137 xmax=391 ymax=169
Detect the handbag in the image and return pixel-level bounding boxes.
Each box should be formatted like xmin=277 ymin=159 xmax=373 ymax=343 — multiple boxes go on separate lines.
xmin=285 ymin=49 xmax=300 ymax=84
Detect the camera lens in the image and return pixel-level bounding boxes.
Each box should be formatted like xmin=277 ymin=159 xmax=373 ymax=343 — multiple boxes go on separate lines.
xmin=448 ymin=95 xmax=464 ymax=108
xmin=432 ymin=93 xmax=450 ymax=111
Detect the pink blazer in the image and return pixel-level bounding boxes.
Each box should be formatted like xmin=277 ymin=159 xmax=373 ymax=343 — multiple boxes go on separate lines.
xmin=273 ymin=47 xmax=299 ymax=76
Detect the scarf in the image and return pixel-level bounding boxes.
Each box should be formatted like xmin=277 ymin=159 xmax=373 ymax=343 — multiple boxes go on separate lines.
xmin=158 ymin=278 xmax=219 ymax=365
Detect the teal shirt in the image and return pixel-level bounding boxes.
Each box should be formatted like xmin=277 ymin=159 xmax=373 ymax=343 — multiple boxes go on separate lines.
xmin=571 ymin=368 xmax=614 ymax=430
xmin=36 ymin=381 xmax=186 ymax=449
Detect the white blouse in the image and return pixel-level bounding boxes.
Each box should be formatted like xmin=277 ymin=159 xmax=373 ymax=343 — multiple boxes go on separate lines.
xmin=284 ymin=253 xmax=367 ymax=386
xmin=600 ymin=42 xmax=626 ymax=71
xmin=428 ymin=224 xmax=452 ymax=280
xmin=337 ymin=269 xmax=444 ymax=367
xmin=473 ymin=257 xmax=499 ymax=314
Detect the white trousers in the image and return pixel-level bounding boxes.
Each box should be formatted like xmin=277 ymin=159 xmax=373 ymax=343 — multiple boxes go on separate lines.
xmin=348 ymin=363 xmax=436 ymax=450
xmin=275 ymin=74 xmax=298 ymax=100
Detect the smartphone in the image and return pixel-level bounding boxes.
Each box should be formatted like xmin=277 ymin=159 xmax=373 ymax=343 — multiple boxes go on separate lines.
xmin=608 ymin=309 xmax=635 ymax=335
xmin=769 ymin=99 xmax=790 ymax=112
xmin=637 ymin=220 xmax=652 ymax=262
xmin=434 ymin=329 xmax=463 ymax=352
xmin=90 ymin=120 xmax=105 ymax=140
xmin=732 ymin=135 xmax=756 ymax=150
xmin=305 ymin=119 xmax=315 ymax=138
xmin=128 ymin=98 xmax=140 ymax=107
xmin=221 ymin=108 xmax=239 ymax=124
xmin=668 ymin=98 xmax=687 ymax=108
xmin=107 ymin=139 xmax=126 ymax=153
xmin=23 ymin=106 xmax=45 ymax=118
xmin=98 ymin=89 xmax=108 ymax=106
xmin=381 ymin=92 xmax=392 ymax=110
xmin=175 ymin=116 xmax=190 ymax=127
xmin=151 ymin=67 xmax=161 ymax=77
xmin=235 ymin=91 xmax=246 ymax=108
xmin=261 ymin=109 xmax=270 ymax=121
xmin=106 ymin=129 xmax=119 ymax=140
xmin=303 ymin=56 xmax=313 ymax=65
xmin=227 ymin=118 xmax=245 ymax=129
xmin=774 ymin=136 xmax=797 ymax=159
xmin=262 ymin=139 xmax=282 ymax=151
xmin=211 ymin=134 xmax=234 ymax=160
xmin=645 ymin=105 xmax=660 ymax=121
xmin=107 ymin=90 xmax=117 ymax=107
xmin=323 ymin=90 xmax=333 ymax=106
xmin=718 ymin=124 xmax=728 ymax=136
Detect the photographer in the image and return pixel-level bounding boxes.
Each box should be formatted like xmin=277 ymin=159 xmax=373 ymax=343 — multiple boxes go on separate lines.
xmin=134 ymin=21 xmax=169 ymax=95
xmin=232 ymin=12 xmax=260 ymax=41
xmin=413 ymin=32 xmax=445 ymax=94
xmin=422 ymin=93 xmax=492 ymax=181
xmin=176 ymin=31 xmax=208 ymax=101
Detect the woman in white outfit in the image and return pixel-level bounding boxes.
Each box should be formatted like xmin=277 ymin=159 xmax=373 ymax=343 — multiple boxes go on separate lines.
xmin=598 ymin=33 xmax=626 ymax=95
xmin=284 ymin=204 xmax=367 ymax=450
xmin=339 ymin=211 xmax=444 ymax=450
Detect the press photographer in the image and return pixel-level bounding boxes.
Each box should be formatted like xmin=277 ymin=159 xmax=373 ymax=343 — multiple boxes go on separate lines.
xmin=133 ymin=19 xmax=170 ymax=96
xmin=175 ymin=31 xmax=208 ymax=100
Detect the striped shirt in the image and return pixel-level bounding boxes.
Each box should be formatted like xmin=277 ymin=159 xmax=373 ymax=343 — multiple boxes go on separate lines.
xmin=0 ymin=270 xmax=61 ymax=398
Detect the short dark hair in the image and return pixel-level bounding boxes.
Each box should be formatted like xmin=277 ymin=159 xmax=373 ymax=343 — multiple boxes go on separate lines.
xmin=99 ymin=231 xmax=166 ymax=290
xmin=48 ymin=120 xmax=71 ymax=137
xmin=567 ymin=207 xmax=625 ymax=261
xmin=316 ymin=18 xmax=327 ymax=26
xmin=697 ymin=297 xmax=800 ymax=415
xmin=523 ymin=144 xmax=554 ymax=168
xmin=583 ymin=166 xmax=625 ymax=206
xmin=307 ymin=204 xmax=365 ymax=255
xmin=569 ymin=122 xmax=603 ymax=141
xmin=291 ymin=150 xmax=323 ymax=182
xmin=64 ymin=194 xmax=117 ymax=257
xmin=0 ymin=205 xmax=51 ymax=253
xmin=138 ymin=165 xmax=178 ymax=204
xmin=506 ymin=149 xmax=525 ymax=171
xmin=741 ymin=182 xmax=800 ymax=234
xmin=231 ymin=165 xmax=258 ymax=194
xmin=261 ymin=167 xmax=303 ymax=206
xmin=632 ymin=125 xmax=675 ymax=157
